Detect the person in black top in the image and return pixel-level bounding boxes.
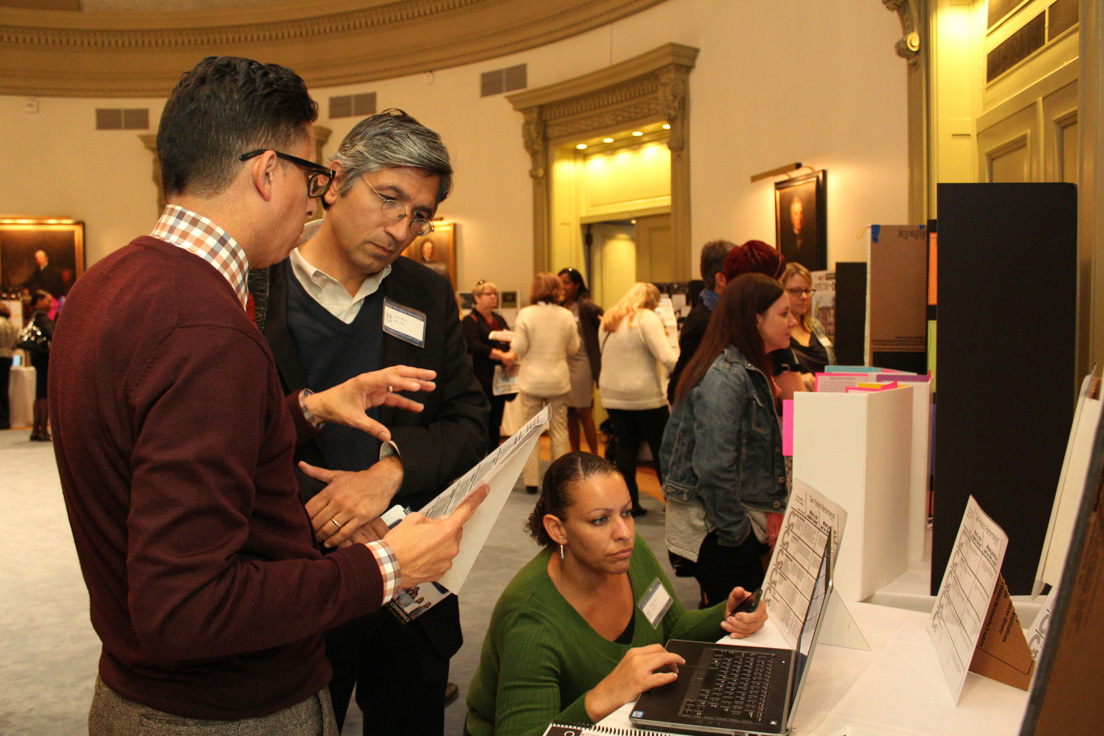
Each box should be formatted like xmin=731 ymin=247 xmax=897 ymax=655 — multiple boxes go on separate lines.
xmin=26 ymin=290 xmax=55 ymax=441
xmin=462 ymin=280 xmax=517 ymax=454
xmin=781 ymin=262 xmax=836 ymax=379
xmin=558 ymin=267 xmax=603 ymax=453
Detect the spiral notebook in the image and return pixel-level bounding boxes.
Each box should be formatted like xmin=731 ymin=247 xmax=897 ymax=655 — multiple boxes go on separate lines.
xmin=542 ymin=725 xmax=667 ymax=735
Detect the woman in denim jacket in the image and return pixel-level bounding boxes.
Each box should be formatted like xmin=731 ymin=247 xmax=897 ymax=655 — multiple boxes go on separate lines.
xmin=660 ymin=274 xmax=794 ymax=607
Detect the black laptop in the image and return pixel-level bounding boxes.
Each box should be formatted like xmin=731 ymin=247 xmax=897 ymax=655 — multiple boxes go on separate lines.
xmin=629 ymin=532 xmax=833 ymax=735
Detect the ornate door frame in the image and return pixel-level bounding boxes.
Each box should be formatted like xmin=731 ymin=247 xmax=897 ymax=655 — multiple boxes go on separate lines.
xmin=507 ymin=43 xmax=698 ymax=277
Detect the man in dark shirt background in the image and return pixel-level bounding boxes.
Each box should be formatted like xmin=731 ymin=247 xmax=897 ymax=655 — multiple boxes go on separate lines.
xmin=23 ymin=249 xmax=66 ymax=297
xmin=667 ymin=239 xmax=735 ymax=402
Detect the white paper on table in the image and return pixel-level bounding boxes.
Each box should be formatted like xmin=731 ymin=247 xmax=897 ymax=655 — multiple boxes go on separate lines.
xmin=814 ymin=373 xmax=865 ymax=393
xmin=927 ymin=495 xmax=1008 ymax=704
xmin=418 ymin=405 xmax=550 ymax=592
xmin=763 ymin=480 xmax=848 ymax=648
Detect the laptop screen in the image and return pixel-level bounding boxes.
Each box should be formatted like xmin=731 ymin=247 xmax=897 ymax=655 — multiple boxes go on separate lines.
xmin=788 ymin=532 xmax=832 ymax=717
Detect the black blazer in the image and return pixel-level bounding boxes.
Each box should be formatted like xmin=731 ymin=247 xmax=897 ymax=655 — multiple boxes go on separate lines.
xmin=252 ymin=255 xmax=490 ymax=659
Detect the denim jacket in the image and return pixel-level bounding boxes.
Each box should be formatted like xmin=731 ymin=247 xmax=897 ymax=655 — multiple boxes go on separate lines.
xmin=660 ymin=344 xmax=788 ymax=546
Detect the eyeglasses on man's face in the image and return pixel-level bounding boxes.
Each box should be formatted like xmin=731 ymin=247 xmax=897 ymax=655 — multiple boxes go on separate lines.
xmin=786 ymin=287 xmax=815 ymax=297
xmin=238 ymin=149 xmax=335 ymax=199
xmin=360 ymin=177 xmax=435 ymax=237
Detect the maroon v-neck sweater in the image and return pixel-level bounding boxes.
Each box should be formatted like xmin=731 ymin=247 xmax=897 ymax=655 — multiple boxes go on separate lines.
xmin=49 ymin=237 xmax=383 ymax=719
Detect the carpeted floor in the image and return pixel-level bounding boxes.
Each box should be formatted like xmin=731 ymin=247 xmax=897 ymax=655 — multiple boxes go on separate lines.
xmin=0 ymin=430 xmax=696 ymax=735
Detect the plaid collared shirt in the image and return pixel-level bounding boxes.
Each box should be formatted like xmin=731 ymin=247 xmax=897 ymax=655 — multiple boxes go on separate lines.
xmin=151 ymin=205 xmax=250 ymax=310
xmin=369 ymin=540 xmax=402 ymax=603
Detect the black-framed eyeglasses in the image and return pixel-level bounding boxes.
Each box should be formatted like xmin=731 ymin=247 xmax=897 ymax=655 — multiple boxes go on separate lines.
xmin=786 ymin=287 xmax=816 ymax=297
xmin=239 ymin=149 xmax=335 ymax=199
xmin=360 ymin=177 xmax=435 ymax=237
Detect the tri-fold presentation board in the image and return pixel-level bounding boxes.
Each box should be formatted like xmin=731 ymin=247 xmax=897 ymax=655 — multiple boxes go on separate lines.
xmin=865 ymin=224 xmax=928 ymax=375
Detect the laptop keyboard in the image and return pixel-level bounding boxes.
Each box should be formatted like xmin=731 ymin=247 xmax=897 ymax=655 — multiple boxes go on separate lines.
xmin=679 ymin=648 xmax=777 ymax=723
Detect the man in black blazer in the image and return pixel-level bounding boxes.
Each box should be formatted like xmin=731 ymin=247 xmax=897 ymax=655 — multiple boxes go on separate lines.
xmin=250 ymin=110 xmax=489 ymax=735
xmin=666 ymin=239 xmax=735 ymax=402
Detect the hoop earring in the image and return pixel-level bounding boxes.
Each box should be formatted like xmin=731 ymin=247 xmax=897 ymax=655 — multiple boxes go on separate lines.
xmin=559 ymin=544 xmax=565 ymax=561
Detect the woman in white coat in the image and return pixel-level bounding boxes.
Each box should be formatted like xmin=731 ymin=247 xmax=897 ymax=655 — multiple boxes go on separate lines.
xmin=513 ymin=272 xmax=580 ymax=493
xmin=598 ymin=282 xmax=677 ymax=516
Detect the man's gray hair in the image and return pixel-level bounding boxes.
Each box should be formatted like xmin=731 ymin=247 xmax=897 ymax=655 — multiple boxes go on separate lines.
xmin=700 ymin=239 xmax=736 ymax=290
xmin=330 ymin=108 xmax=453 ymax=205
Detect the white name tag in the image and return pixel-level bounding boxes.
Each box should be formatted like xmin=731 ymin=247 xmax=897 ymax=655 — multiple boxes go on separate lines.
xmin=638 ymin=577 xmax=673 ymax=629
xmin=382 ymin=298 xmax=427 ymax=348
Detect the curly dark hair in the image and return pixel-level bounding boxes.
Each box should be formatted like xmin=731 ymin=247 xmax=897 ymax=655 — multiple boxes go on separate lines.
xmin=525 ymin=452 xmax=619 ymax=548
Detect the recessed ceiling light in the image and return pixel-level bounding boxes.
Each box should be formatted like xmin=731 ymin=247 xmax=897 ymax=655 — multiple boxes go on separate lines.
xmin=632 ymin=131 xmax=643 ymax=137
xmin=662 ymin=123 xmax=671 ymax=130
xmin=576 ymin=143 xmax=587 ymax=150
xmin=603 ymin=137 xmax=614 ymax=143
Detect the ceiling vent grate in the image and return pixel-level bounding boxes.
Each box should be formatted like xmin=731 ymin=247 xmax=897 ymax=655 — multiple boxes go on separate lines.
xmin=330 ymin=92 xmax=376 ymax=119
xmin=96 ymin=108 xmax=149 ymax=130
xmin=481 ymin=64 xmax=527 ymax=97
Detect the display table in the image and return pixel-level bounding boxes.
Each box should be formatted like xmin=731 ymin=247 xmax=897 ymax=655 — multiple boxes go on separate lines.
xmin=599 ymin=602 xmax=1029 ymax=735
xmin=9 ymin=365 xmax=35 ymax=428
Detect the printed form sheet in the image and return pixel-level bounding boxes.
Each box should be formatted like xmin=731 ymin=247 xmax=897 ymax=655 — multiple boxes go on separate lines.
xmin=763 ymin=480 xmax=847 ymax=647
xmin=927 ymin=495 xmax=1008 ymax=703
xmin=419 ymin=405 xmax=550 ymax=592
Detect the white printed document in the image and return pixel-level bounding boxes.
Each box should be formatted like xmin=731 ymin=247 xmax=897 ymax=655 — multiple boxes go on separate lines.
xmin=418 ymin=405 xmax=549 ymax=591
xmin=928 ymin=495 xmax=1008 ymax=703
xmin=763 ymin=480 xmax=847 ymax=647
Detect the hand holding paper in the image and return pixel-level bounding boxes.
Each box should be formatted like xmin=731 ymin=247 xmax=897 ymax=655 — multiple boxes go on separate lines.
xmin=385 ymin=483 xmax=489 ymax=590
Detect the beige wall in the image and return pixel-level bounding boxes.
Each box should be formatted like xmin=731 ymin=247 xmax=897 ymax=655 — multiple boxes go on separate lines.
xmin=0 ymin=0 xmax=907 ymax=301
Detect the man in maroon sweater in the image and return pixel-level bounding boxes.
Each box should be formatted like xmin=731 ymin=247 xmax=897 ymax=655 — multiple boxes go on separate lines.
xmin=49 ymin=56 xmax=484 ymax=735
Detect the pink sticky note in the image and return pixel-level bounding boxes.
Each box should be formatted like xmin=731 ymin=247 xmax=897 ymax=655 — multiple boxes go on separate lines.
xmin=782 ymin=399 xmax=794 ymax=456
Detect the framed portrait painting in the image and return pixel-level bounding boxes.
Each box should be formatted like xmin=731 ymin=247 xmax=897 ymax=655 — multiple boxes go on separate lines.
xmin=774 ymin=170 xmax=826 ymax=271
xmin=0 ymin=218 xmax=85 ymax=298
xmin=402 ymin=222 xmax=456 ymax=286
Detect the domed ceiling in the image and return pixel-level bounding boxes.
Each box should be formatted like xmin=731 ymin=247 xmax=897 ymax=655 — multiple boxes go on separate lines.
xmin=0 ymin=0 xmax=665 ymax=97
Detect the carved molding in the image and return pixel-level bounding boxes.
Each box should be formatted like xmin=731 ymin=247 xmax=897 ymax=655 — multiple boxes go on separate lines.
xmin=0 ymin=0 xmax=665 ymax=97
xmin=883 ymin=0 xmax=922 ymax=67
xmin=509 ymin=43 xmax=698 ymax=148
xmin=507 ymin=42 xmax=698 ymax=279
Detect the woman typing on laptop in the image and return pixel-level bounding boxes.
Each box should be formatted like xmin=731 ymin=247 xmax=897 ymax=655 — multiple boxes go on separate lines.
xmin=465 ymin=452 xmax=766 ymax=736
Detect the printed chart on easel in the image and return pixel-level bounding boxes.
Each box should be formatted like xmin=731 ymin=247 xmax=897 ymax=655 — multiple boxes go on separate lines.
xmin=928 ymin=495 xmax=1008 ymax=703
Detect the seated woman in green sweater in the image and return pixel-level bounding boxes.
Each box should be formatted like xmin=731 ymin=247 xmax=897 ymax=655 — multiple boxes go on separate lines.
xmin=465 ymin=452 xmax=767 ymax=736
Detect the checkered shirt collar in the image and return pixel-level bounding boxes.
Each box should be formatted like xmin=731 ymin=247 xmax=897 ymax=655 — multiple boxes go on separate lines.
xmin=151 ymin=205 xmax=250 ymax=310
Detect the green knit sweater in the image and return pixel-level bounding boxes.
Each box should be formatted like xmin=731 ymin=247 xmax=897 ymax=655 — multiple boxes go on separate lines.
xmin=465 ymin=536 xmax=726 ymax=736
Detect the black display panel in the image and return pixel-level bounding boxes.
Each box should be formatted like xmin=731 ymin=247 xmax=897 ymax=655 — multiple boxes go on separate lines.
xmin=933 ymin=183 xmax=1077 ymax=595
